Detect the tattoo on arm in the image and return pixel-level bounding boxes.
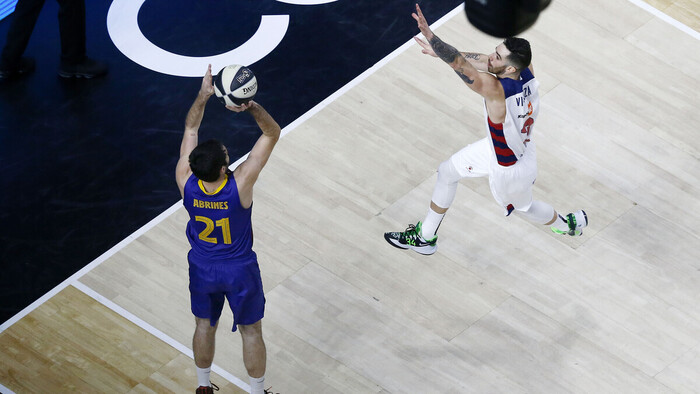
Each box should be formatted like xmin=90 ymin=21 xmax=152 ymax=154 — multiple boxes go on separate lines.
xmin=463 ymin=52 xmax=480 ymax=61
xmin=429 ymin=36 xmax=475 ymax=84
xmin=454 ymin=70 xmax=474 ymax=84
xmin=429 ymin=35 xmax=460 ymax=64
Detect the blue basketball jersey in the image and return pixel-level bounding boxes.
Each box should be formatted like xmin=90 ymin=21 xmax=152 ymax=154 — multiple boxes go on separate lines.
xmin=183 ymin=173 xmax=256 ymax=264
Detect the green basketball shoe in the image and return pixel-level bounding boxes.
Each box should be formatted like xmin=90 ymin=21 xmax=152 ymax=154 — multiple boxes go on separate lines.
xmin=551 ymin=210 xmax=588 ymax=236
xmin=384 ymin=221 xmax=438 ymax=255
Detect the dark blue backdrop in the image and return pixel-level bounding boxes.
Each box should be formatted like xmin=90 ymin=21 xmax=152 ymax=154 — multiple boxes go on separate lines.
xmin=0 ymin=0 xmax=463 ymax=324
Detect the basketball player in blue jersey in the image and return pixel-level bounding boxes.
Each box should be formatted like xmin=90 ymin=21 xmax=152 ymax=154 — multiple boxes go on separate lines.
xmin=175 ymin=65 xmax=281 ymax=394
xmin=385 ymin=4 xmax=587 ymax=255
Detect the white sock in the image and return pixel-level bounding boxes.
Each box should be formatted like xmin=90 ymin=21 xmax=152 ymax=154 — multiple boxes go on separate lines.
xmin=196 ymin=366 xmax=211 ymax=387
xmin=421 ymin=208 xmax=444 ymax=240
xmin=552 ymin=214 xmax=569 ymax=232
xmin=249 ymin=375 xmax=265 ymax=394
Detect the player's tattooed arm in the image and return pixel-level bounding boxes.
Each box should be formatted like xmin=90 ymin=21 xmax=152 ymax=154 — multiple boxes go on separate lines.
xmin=430 ymin=35 xmax=479 ymax=85
xmin=454 ymin=70 xmax=474 ymax=84
xmin=429 ymin=35 xmax=460 ymax=64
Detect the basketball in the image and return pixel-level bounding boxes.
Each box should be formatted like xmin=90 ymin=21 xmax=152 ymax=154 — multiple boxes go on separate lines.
xmin=213 ymin=65 xmax=258 ymax=106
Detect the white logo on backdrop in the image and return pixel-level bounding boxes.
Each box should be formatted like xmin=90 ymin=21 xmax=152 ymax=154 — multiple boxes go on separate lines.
xmin=107 ymin=0 xmax=337 ymax=77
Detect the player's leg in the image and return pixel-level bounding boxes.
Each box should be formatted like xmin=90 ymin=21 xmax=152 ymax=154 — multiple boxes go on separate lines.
xmin=492 ymin=150 xmax=588 ymax=236
xmin=192 ymin=317 xmax=219 ymax=374
xmin=426 ymin=138 xmax=491 ymax=240
xmin=383 ymin=160 xmax=459 ymax=255
xmin=422 ymin=159 xmax=461 ymax=235
xmin=384 ymin=138 xmax=490 ymax=255
xmin=506 ymin=167 xmax=587 ymax=236
xmin=518 ymin=200 xmax=587 ymax=236
xmin=239 ymin=320 xmax=267 ymax=394
xmin=190 ymin=288 xmax=225 ymax=392
xmin=517 ymin=200 xmax=558 ymax=225
xmin=228 ymin=261 xmax=267 ymax=394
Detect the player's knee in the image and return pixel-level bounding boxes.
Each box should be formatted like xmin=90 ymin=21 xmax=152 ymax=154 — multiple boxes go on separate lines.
xmin=517 ymin=200 xmax=554 ymax=225
xmin=238 ymin=320 xmax=263 ymax=338
xmin=437 ymin=160 xmax=460 ymax=185
xmin=195 ymin=317 xmax=218 ymax=332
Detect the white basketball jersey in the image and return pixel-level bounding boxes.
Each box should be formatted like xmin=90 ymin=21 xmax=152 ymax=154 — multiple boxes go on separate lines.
xmin=484 ymin=67 xmax=539 ymax=167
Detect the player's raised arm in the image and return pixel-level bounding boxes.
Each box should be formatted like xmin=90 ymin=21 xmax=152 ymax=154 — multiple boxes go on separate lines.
xmin=414 ymin=36 xmax=489 ymax=71
xmin=176 ymin=65 xmax=215 ymax=197
xmin=412 ymin=4 xmax=501 ymax=99
xmin=231 ymin=101 xmax=281 ymax=207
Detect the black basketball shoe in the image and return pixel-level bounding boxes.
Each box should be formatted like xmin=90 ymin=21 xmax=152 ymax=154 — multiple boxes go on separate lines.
xmin=384 ymin=221 xmax=437 ymax=255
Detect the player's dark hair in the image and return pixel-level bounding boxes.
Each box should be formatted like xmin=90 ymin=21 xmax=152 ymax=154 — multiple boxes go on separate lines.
xmin=503 ymin=37 xmax=532 ymax=72
xmin=189 ymin=139 xmax=227 ymax=182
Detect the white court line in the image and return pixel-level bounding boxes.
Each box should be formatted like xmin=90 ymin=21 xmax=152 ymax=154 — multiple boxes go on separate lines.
xmin=626 ymin=0 xmax=700 ymax=41
xmin=0 ymin=382 xmax=16 ymax=394
xmin=0 ymin=2 xmax=464 ymax=390
xmin=72 ymin=282 xmax=251 ymax=392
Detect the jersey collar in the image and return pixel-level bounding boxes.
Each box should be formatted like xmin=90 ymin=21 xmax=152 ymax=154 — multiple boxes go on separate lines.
xmin=198 ymin=176 xmax=228 ymax=196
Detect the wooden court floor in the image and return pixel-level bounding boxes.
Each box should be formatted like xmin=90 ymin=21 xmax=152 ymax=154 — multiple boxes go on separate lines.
xmin=3 ymin=0 xmax=700 ymax=392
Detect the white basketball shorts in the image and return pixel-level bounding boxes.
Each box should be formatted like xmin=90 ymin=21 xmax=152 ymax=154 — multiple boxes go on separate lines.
xmin=449 ymin=138 xmax=538 ymax=215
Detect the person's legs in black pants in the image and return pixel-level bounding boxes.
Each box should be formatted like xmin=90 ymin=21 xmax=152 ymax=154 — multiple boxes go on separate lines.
xmin=56 ymin=0 xmax=106 ymax=78
xmin=0 ymin=0 xmax=106 ymax=79
xmin=0 ymin=0 xmax=45 ymax=72
xmin=56 ymin=0 xmax=86 ymax=65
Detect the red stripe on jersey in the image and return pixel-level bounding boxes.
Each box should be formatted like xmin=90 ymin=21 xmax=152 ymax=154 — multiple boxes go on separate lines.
xmin=494 ymin=146 xmax=515 ymax=156
xmin=488 ymin=117 xmax=503 ymax=130
xmin=488 ymin=117 xmax=517 ymax=167
xmin=490 ymin=130 xmax=507 ymax=144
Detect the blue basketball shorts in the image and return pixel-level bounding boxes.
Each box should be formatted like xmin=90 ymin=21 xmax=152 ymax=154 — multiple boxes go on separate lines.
xmin=188 ymin=257 xmax=265 ymax=332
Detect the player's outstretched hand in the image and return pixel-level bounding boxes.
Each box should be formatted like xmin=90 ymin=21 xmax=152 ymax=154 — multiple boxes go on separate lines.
xmin=412 ymin=3 xmax=434 ymax=41
xmin=414 ymin=36 xmax=437 ymax=57
xmin=226 ymin=100 xmax=255 ymax=113
xmin=200 ymin=64 xmax=214 ymax=98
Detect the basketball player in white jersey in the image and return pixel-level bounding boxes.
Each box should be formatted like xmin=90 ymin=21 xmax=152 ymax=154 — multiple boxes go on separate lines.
xmin=385 ymin=4 xmax=587 ymax=255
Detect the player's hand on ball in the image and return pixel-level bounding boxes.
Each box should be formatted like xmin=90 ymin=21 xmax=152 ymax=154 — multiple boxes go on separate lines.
xmin=226 ymin=101 xmax=255 ymax=113
xmin=414 ymin=36 xmax=437 ymax=57
xmin=200 ymin=64 xmax=215 ymax=98
xmin=213 ymin=65 xmax=258 ymax=106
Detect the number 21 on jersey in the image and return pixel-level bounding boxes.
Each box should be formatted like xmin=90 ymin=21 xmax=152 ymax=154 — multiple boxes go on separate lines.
xmin=195 ymin=216 xmax=232 ymax=244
